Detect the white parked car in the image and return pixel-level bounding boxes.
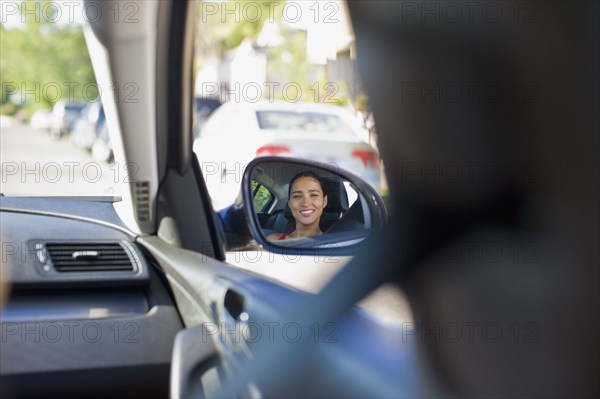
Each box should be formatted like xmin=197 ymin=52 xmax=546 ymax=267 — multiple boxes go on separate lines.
xmin=29 ymin=109 xmax=52 ymax=131
xmin=48 ymin=100 xmax=87 ymax=139
xmin=193 ymin=100 xmax=381 ymax=209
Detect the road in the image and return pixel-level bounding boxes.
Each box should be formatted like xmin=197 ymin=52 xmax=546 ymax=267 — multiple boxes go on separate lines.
xmin=1 ymin=121 xmax=118 ymax=197
xmin=1 ymin=120 xmax=411 ymax=324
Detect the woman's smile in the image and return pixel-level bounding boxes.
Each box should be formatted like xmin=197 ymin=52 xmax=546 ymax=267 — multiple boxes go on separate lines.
xmin=299 ymin=209 xmax=315 ymax=217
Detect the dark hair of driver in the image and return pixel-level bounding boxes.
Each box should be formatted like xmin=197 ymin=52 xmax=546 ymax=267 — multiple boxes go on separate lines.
xmin=287 ymin=171 xmax=326 ymax=198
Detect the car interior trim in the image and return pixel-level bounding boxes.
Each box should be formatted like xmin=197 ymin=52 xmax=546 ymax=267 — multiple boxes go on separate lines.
xmin=0 ymin=208 xmax=137 ymax=238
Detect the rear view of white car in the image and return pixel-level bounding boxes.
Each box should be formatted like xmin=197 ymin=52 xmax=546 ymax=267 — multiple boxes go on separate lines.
xmin=193 ymin=101 xmax=381 ymax=209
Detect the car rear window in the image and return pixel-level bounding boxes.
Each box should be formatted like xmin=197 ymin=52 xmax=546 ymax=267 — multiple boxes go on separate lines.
xmin=65 ymin=104 xmax=85 ymax=112
xmin=256 ymin=111 xmax=353 ymax=134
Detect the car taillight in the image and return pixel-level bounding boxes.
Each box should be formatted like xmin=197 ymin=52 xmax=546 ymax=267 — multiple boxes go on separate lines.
xmin=352 ymin=149 xmax=379 ymax=169
xmin=256 ymin=145 xmax=290 ymax=156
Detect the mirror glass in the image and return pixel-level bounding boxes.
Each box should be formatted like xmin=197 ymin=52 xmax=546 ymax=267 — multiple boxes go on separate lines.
xmin=246 ymin=160 xmax=383 ymax=249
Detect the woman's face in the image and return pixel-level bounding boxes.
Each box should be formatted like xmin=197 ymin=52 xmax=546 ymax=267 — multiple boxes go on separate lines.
xmin=288 ymin=177 xmax=328 ymax=227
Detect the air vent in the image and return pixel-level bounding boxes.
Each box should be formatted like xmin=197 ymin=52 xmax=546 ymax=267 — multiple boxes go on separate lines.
xmin=45 ymin=243 xmax=135 ymax=272
xmin=133 ymin=181 xmax=151 ymax=222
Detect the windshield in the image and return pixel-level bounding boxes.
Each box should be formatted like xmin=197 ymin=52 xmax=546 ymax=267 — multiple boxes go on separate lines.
xmin=0 ymin=12 xmax=118 ymax=197
xmin=256 ymin=110 xmax=354 ymax=134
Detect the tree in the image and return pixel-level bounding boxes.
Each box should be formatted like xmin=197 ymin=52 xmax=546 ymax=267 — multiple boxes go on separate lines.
xmin=0 ymin=0 xmax=96 ymax=116
xmin=195 ymin=0 xmax=286 ymax=60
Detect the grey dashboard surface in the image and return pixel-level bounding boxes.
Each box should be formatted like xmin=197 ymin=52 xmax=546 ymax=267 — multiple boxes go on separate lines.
xmin=0 ymin=199 xmax=184 ymax=397
xmin=1 ymin=195 xmax=125 ymax=221
xmin=0 ymin=196 xmax=130 ymax=232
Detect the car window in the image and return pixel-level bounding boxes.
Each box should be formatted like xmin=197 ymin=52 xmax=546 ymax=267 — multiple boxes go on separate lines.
xmin=344 ymin=181 xmax=358 ymax=206
xmin=194 ymin=0 xmax=388 ymax=208
xmin=256 ymin=110 xmax=353 ymax=134
xmin=195 ymin=97 xmax=221 ymax=116
xmin=194 ymin=0 xmax=388 ymax=291
xmin=0 ymin=12 xmax=117 ymax=197
xmin=64 ymin=104 xmax=86 ymax=113
xmin=251 ymin=180 xmax=274 ymax=212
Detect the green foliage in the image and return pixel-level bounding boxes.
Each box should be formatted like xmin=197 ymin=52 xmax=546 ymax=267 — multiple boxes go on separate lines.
xmin=195 ymin=0 xmax=353 ymax=105
xmin=251 ymin=181 xmax=273 ymax=212
xmin=354 ymin=94 xmax=371 ymax=115
xmin=265 ymin=28 xmax=313 ymax=102
xmin=0 ymin=0 xmax=96 ymax=115
xmin=196 ymin=1 xmax=285 ymax=58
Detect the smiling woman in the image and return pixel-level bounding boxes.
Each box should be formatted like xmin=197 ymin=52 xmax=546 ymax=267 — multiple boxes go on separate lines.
xmin=236 ymin=157 xmax=387 ymax=255
xmin=267 ymin=171 xmax=329 ymax=241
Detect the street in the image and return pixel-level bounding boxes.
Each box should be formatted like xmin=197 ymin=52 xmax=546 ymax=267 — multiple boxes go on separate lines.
xmin=1 ymin=121 xmax=118 ymax=197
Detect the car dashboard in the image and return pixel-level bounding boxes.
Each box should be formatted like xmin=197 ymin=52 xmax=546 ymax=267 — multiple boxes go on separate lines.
xmin=0 ymin=197 xmax=414 ymax=398
xmin=0 ymin=197 xmax=183 ymax=398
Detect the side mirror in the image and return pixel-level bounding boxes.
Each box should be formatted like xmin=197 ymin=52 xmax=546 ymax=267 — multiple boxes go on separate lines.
xmin=234 ymin=157 xmax=387 ymax=256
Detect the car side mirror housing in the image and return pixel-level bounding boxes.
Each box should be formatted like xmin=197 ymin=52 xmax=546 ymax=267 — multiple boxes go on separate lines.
xmin=223 ymin=157 xmax=387 ymax=256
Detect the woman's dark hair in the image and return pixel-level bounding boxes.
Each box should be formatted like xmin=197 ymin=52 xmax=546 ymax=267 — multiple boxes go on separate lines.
xmin=288 ymin=171 xmax=326 ymax=198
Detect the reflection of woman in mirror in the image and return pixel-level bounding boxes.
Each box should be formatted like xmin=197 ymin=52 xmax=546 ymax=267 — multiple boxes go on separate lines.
xmin=268 ymin=171 xmax=328 ymax=241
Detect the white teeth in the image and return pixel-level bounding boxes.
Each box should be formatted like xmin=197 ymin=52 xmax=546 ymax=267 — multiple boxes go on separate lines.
xmin=300 ymin=210 xmax=314 ymax=216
